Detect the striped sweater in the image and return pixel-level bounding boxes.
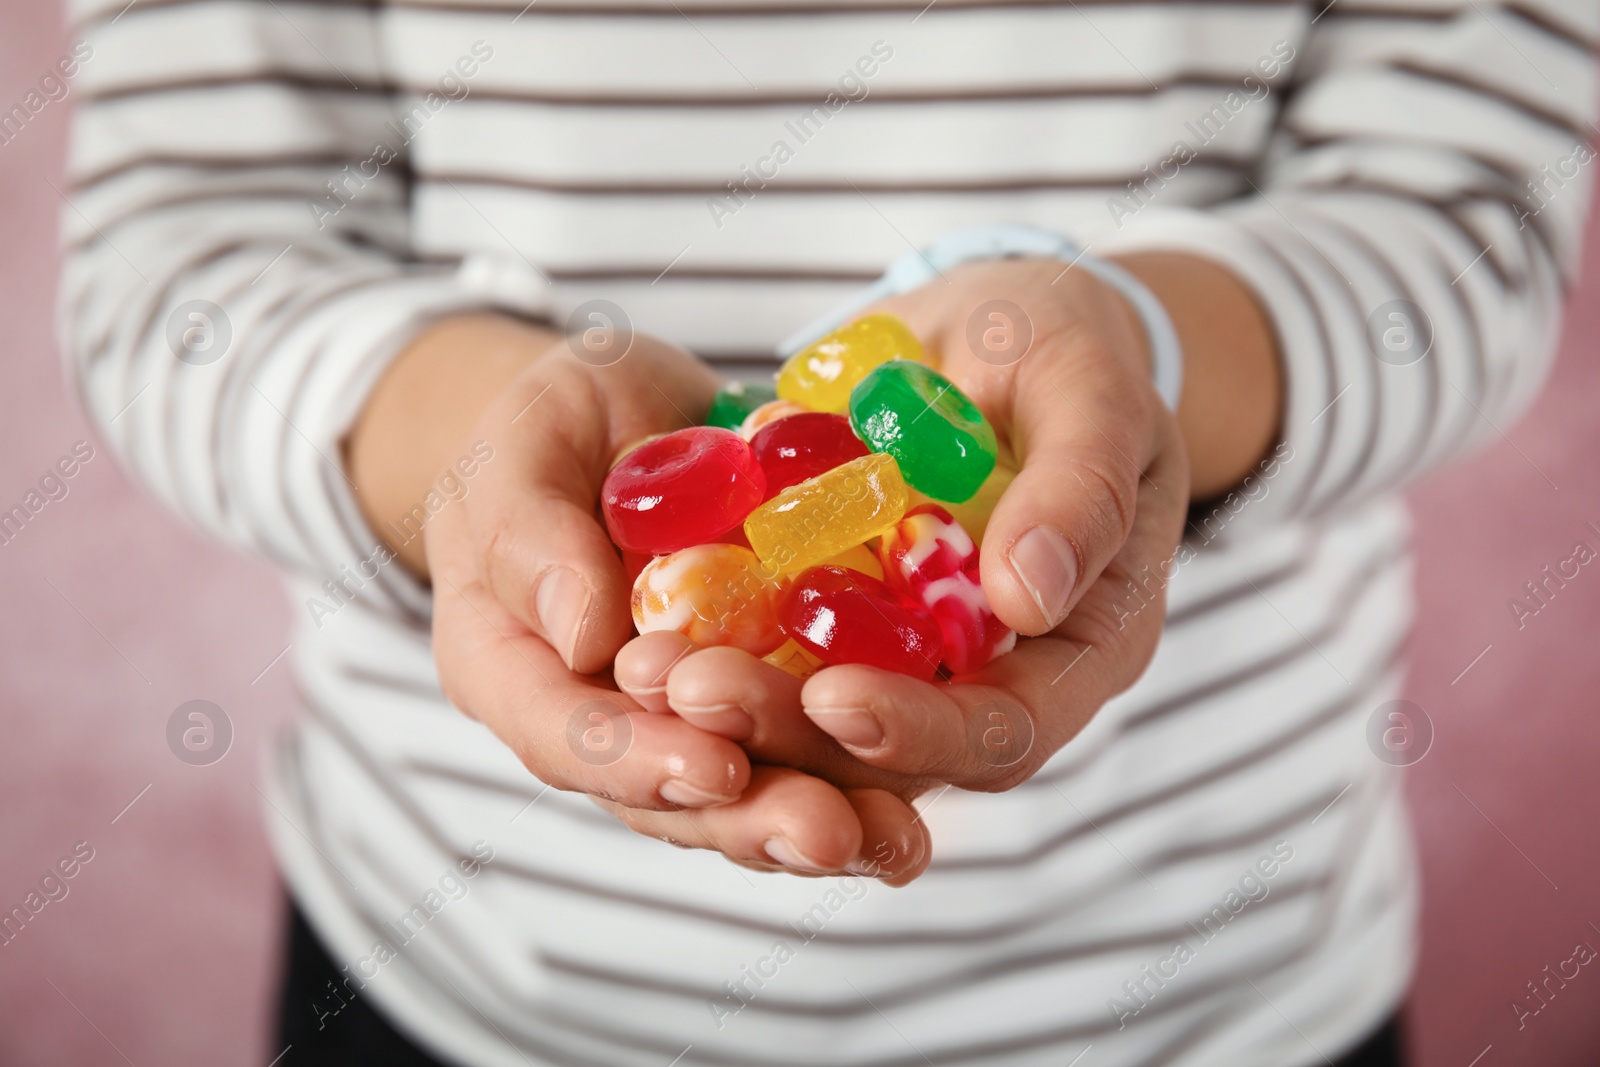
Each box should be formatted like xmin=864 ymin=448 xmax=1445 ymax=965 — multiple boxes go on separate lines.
xmin=59 ymin=0 xmax=1596 ymax=1064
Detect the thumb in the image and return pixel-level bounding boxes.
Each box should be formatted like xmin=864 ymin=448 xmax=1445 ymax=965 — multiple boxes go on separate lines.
xmin=978 ymin=354 xmax=1172 ymax=636
xmin=469 ymin=347 xmax=715 ymax=673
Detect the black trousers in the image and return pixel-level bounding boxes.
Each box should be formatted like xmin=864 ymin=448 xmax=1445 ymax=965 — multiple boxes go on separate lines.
xmin=277 ymin=901 xmax=1406 ymax=1067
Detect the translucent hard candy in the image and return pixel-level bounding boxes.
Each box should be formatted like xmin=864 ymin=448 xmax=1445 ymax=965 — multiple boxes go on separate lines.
xmin=779 ymin=566 xmax=943 ymax=680
xmin=743 ymin=453 xmax=909 ymax=576
xmin=631 ymin=543 xmax=785 ymax=656
xmin=849 ymin=361 xmax=997 ymax=504
xmin=602 ymin=427 xmax=765 ymax=554
xmin=777 ymin=313 xmax=924 ymax=414
xmin=749 ymin=412 xmax=868 ymax=500
xmin=878 ymin=504 xmax=1016 ymax=674
xmin=705 ymin=382 xmax=778 ymax=431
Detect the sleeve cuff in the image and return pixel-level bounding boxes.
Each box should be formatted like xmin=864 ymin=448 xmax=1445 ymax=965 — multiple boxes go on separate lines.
xmin=237 ymin=254 xmax=556 ymax=622
xmin=1084 ymin=206 xmax=1354 ymax=538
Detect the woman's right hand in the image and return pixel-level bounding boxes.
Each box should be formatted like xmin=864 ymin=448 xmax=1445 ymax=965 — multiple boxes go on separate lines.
xmin=350 ymin=313 xmax=930 ymax=883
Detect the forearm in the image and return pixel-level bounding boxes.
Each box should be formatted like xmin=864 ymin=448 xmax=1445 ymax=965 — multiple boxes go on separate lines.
xmin=1111 ymin=252 xmax=1284 ymax=503
xmin=345 ymin=314 xmax=563 ymax=577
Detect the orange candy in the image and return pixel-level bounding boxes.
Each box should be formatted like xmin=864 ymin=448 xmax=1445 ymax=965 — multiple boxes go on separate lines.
xmin=630 ymin=543 xmax=786 ymax=655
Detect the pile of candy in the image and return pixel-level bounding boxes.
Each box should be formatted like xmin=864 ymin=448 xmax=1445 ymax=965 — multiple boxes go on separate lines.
xmin=602 ymin=313 xmax=1018 ymax=681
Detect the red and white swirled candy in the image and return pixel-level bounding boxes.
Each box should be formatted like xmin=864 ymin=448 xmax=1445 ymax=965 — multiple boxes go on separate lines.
xmin=877 ymin=504 xmax=1016 ymax=674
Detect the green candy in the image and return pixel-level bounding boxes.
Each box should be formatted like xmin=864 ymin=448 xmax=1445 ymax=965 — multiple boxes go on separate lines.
xmin=849 ymin=361 xmax=997 ymax=503
xmin=704 ymin=382 xmax=778 ymax=430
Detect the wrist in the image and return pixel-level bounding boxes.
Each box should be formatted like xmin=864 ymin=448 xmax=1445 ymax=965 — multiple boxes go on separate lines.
xmin=345 ymin=312 xmax=562 ymax=577
xmin=1108 ymin=252 xmax=1283 ymax=502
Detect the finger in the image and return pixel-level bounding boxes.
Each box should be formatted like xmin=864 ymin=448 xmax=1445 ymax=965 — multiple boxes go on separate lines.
xmin=801 ymin=660 xmax=1038 ymax=790
xmin=664 ymin=645 xmax=930 ymax=798
xmin=843 ymin=788 xmax=931 ymax=886
xmin=803 ymin=434 xmax=1189 ymax=790
xmin=431 ymin=530 xmax=751 ymax=810
xmin=597 ymin=766 xmax=865 ymax=875
xmin=470 ymin=341 xmax=719 ymax=673
xmin=614 ymin=630 xmax=699 ymax=714
xmin=665 ymin=643 xmax=791 ymax=741
xmin=980 ymin=335 xmax=1175 ymax=637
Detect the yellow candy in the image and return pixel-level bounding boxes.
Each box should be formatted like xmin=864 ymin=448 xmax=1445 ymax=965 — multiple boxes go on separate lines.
xmin=739 ymin=399 xmax=810 ymax=440
xmin=763 ymin=639 xmax=825 ymax=680
xmin=909 ymin=461 xmax=1016 ymax=551
xmin=777 ymin=313 xmax=925 ymax=414
xmin=631 ymin=544 xmax=786 ymax=655
xmin=744 ymin=453 xmax=909 ymax=575
xmin=820 ymin=543 xmax=884 ymax=581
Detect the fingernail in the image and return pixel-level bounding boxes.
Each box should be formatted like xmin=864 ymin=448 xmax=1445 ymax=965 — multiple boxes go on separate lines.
xmin=1009 ymin=526 xmax=1078 ymax=626
xmin=659 ymin=779 xmax=735 ymax=808
xmin=847 ymin=827 xmax=927 ymax=879
xmin=673 ymin=703 xmax=756 ymax=740
xmin=806 ymin=707 xmax=884 ymax=750
xmin=534 ymin=566 xmax=590 ymax=664
xmin=764 ymin=837 xmax=831 ymax=874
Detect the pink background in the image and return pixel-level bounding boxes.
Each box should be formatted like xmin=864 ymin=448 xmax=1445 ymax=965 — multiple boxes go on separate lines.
xmin=2 ymin=5 xmax=1597 ymax=1065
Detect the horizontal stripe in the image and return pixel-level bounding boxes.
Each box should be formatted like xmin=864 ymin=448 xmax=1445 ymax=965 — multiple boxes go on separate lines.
xmin=419 ymin=162 xmax=1253 ymax=196
xmin=386 ymin=0 xmax=1304 ymax=14
xmin=1385 ymin=58 xmax=1594 ymax=144
xmin=80 ymin=73 xmax=1271 ymax=107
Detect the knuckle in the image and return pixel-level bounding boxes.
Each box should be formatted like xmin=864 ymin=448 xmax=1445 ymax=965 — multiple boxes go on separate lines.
xmin=478 ymin=516 xmax=517 ymax=577
xmin=477 ymin=517 xmax=536 ymax=612
xmin=1068 ymin=453 xmax=1139 ymax=554
xmin=956 ymin=699 xmax=1041 ymax=791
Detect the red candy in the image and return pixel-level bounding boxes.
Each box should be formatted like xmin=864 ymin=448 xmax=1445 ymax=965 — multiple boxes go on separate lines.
xmin=602 ymin=427 xmax=766 ymax=553
xmin=878 ymin=504 xmax=1016 ymax=674
xmin=778 ymin=566 xmax=944 ymax=680
xmin=749 ymin=413 xmax=870 ymax=500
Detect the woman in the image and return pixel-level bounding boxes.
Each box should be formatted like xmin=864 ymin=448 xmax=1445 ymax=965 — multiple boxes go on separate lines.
xmin=61 ymin=0 xmax=1595 ymax=1063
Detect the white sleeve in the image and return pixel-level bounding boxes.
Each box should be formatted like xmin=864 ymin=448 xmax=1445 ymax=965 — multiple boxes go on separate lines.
xmin=59 ymin=0 xmax=555 ymax=618
xmin=1095 ymin=0 xmax=1596 ymax=525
